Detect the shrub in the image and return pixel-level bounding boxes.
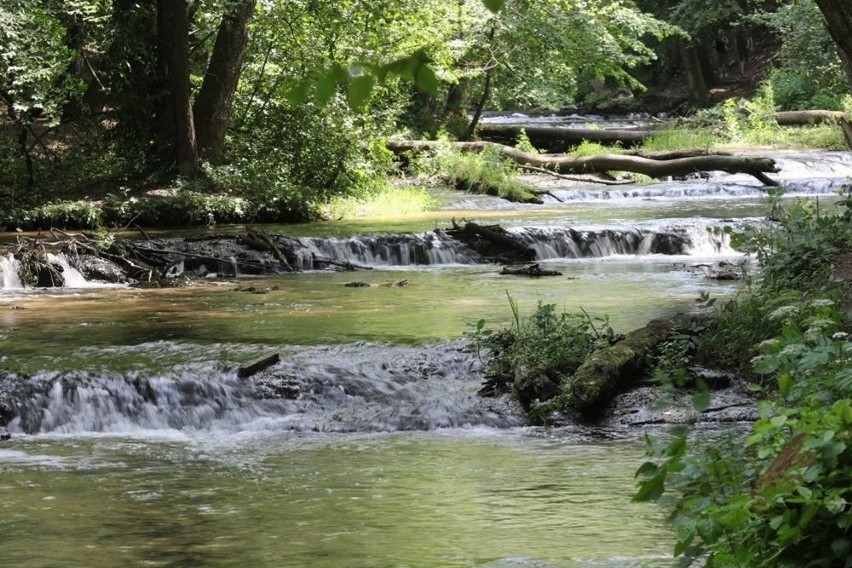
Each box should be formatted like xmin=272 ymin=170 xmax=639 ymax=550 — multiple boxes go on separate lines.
xmin=635 ymin=190 xmax=852 ymax=568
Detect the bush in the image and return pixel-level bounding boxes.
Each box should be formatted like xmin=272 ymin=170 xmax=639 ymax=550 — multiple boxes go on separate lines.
xmin=635 ymin=190 xmax=852 ymax=568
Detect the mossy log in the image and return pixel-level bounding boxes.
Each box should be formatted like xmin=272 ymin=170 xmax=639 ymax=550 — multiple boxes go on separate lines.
xmin=571 ymin=318 xmax=674 ymax=420
xmin=386 ymin=141 xmax=780 ymax=186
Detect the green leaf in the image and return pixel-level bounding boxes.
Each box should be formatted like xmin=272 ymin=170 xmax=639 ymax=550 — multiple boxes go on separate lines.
xmin=284 ymin=78 xmax=311 ymax=106
xmin=635 ymin=461 xmax=659 ymax=479
xmin=692 ymin=390 xmax=711 ymax=412
xmin=347 ymin=73 xmax=376 ymax=110
xmin=415 ymin=64 xmax=440 ymax=95
xmin=314 ymin=71 xmax=339 ymax=107
xmin=634 ymin=468 xmax=667 ymax=502
xmin=481 ymin=0 xmax=506 ymax=13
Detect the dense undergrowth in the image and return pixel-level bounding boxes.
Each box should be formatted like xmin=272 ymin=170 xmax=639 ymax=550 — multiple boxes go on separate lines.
xmin=471 ymin=187 xmax=852 ymax=567
xmin=636 ymin=192 xmax=852 ymax=567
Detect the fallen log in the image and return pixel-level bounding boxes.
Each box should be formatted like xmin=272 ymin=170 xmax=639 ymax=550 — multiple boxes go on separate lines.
xmin=448 ymin=219 xmax=536 ymax=264
xmin=571 ymin=318 xmax=674 ymax=421
xmin=477 ymin=123 xmax=656 ymax=150
xmin=500 ymin=263 xmax=562 ymax=277
xmin=518 ymin=164 xmax=635 ymax=186
xmin=245 ymin=227 xmax=295 ymax=272
xmin=775 ymin=110 xmax=846 ymax=126
xmin=387 ymin=140 xmax=780 ymax=186
xmin=237 ymin=352 xmax=281 ymax=379
xmin=310 ymin=254 xmax=372 ymax=271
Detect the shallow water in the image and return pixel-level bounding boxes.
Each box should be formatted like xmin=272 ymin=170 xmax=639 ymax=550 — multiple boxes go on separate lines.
xmin=0 ymin=431 xmax=673 ymax=568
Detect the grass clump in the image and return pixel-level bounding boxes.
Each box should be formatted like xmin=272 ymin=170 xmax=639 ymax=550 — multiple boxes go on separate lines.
xmin=471 ymin=298 xmax=617 ymax=421
xmin=641 ymin=127 xmax=716 ymax=152
xmin=434 ymin=145 xmax=541 ymax=203
xmin=323 ymin=183 xmax=436 ymax=219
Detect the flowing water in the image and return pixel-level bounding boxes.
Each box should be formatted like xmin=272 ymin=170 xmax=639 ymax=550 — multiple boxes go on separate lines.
xmin=1 ymin=146 xmax=851 ymax=567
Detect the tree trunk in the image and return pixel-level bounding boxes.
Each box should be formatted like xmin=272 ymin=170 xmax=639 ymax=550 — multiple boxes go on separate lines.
xmin=680 ymin=40 xmax=709 ymax=103
xmin=159 ymin=0 xmax=198 ymax=179
xmin=193 ymin=0 xmax=256 ymax=164
xmin=463 ymin=20 xmax=498 ymax=141
xmin=815 ymin=0 xmax=852 ymax=86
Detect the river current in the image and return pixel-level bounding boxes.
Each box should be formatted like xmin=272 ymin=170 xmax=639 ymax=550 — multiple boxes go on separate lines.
xmin=1 ymin=146 xmax=850 ymax=567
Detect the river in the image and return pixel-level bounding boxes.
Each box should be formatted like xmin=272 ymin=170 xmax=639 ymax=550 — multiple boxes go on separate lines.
xmin=1 ymin=147 xmax=850 ymax=567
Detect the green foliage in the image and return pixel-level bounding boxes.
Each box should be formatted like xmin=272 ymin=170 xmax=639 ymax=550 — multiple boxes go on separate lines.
xmin=737 ymin=194 xmax=852 ymax=292
xmin=323 ymin=183 xmax=436 ymax=219
xmin=759 ymin=0 xmax=851 ymax=110
xmin=432 ymin=145 xmax=540 ymax=203
xmin=514 ymin=128 xmax=539 ymax=154
xmin=636 ymin=192 xmax=852 ymax=568
xmin=472 ymin=299 xmax=617 ymax=419
xmin=641 ymin=127 xmax=715 ymax=151
xmin=568 ymin=140 xmax=622 ymax=157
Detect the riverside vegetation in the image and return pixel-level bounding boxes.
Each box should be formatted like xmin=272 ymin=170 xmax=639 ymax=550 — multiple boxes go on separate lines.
xmin=3 ymin=1 xmax=852 ymax=230
xmin=470 ymin=190 xmax=852 ymax=567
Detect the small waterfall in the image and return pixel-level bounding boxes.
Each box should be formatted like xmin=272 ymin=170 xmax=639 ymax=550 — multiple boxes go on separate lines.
xmin=1 ymin=253 xmax=23 ymax=289
xmin=293 ymin=233 xmax=483 ymax=268
xmin=506 ymin=225 xmax=732 ymax=258
xmin=45 ymin=252 xmax=92 ymax=288
xmin=0 ymin=345 xmax=522 ymax=435
xmin=546 ymin=177 xmax=850 ymax=202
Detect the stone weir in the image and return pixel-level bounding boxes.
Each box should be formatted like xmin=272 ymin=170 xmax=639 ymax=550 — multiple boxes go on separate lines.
xmin=0 ymin=343 xmax=525 ymax=436
xmin=0 ymin=221 xmax=731 ymax=288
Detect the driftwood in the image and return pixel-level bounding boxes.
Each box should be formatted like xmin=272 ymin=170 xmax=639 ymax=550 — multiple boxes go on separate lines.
xmin=500 ymin=263 xmax=562 ymax=277
xmin=237 ymin=352 xmax=281 ymax=379
xmin=448 ymin=219 xmax=536 ymax=264
xmin=387 ymin=140 xmax=780 ymax=186
xmin=572 ymin=318 xmax=675 ymax=420
xmin=310 ymin=254 xmax=372 ymax=271
xmin=245 ymin=227 xmax=294 ymax=272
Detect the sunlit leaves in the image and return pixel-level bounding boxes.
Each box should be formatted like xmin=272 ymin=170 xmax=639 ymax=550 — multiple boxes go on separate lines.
xmin=481 ymin=0 xmax=506 ymax=13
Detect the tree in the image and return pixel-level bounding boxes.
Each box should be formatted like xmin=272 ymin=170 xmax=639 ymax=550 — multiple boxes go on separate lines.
xmin=193 ymin=0 xmax=257 ymax=165
xmin=157 ymin=0 xmax=198 ymax=178
xmin=814 ymin=0 xmax=852 ymax=86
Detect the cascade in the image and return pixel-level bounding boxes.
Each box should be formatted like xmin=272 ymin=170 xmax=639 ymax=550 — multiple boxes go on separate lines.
xmin=0 ymin=253 xmax=23 ymax=289
xmin=0 ymin=345 xmax=521 ymax=435
xmin=293 ymin=233 xmax=483 ymax=268
xmin=44 ymin=252 xmax=92 ymax=288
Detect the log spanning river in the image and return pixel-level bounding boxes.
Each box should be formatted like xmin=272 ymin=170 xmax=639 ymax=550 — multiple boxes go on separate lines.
xmin=1 ymin=148 xmax=851 ymax=567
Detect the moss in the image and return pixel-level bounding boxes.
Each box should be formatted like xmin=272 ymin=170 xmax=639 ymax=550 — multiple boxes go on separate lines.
xmin=571 ymin=319 xmax=673 ymax=418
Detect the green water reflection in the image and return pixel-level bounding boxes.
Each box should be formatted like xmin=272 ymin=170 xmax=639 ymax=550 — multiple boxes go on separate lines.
xmin=1 ymin=260 xmax=736 ymax=373
xmin=0 ymin=432 xmax=673 ymax=567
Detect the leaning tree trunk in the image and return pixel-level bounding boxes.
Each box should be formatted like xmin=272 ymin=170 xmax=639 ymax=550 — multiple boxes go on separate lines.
xmin=681 ymin=40 xmax=709 ymax=104
xmin=815 ymin=0 xmax=852 ymax=86
xmin=158 ymin=0 xmax=198 ymax=179
xmin=463 ymin=19 xmax=498 ymax=141
xmin=193 ymin=0 xmax=256 ymax=165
